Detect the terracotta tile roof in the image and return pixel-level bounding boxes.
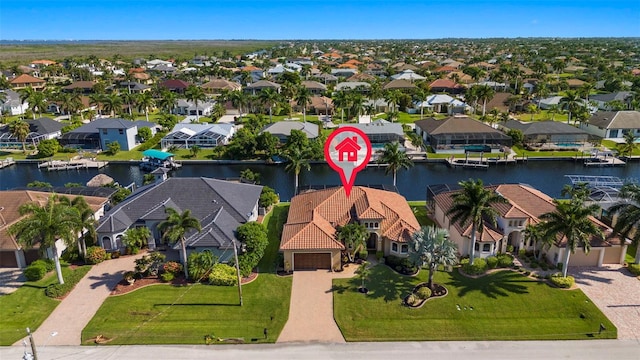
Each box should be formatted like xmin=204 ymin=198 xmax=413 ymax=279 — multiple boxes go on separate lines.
xmin=10 ymin=74 xmax=45 ymax=85
xmin=429 ymin=78 xmax=463 ymax=89
xmin=0 ymin=191 xmax=108 ymax=251
xmin=280 ymin=187 xmax=419 ymax=251
xmin=347 ymin=73 xmax=376 ymax=82
xmin=31 ymin=59 xmax=56 ymax=66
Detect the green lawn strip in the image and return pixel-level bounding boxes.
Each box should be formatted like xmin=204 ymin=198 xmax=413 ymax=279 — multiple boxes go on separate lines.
xmin=408 ymin=201 xmax=434 ymax=227
xmin=601 ymin=140 xmax=640 ymax=156
xmin=513 ymin=110 xmax=568 ymax=122
xmin=512 ymin=145 xmax=583 ymax=158
xmin=258 ymin=204 xmax=289 ymax=273
xmin=81 ymin=274 xmax=291 ymax=345
xmin=333 ymin=265 xmax=616 ymax=341
xmin=0 ymin=265 xmax=92 ymax=345
xmin=626 ymin=245 xmax=637 ymax=264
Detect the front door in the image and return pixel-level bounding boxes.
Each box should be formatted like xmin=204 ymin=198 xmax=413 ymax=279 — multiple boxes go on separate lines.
xmin=367 ymin=233 xmax=377 ymax=251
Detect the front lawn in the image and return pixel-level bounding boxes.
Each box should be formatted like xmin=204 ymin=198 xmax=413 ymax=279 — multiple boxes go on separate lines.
xmin=333 ymin=265 xmax=616 ymax=341
xmin=0 ymin=265 xmax=92 ymax=345
xmin=81 ymin=274 xmax=291 ymax=345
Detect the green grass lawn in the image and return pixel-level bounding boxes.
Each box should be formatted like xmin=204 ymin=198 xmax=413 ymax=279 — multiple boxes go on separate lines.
xmin=81 ymin=274 xmax=291 ymax=345
xmin=601 ymin=140 xmax=640 ymax=156
xmin=333 ymin=265 xmax=616 ymax=341
xmin=513 ymin=110 xmax=569 ymax=122
xmin=512 ymin=145 xmax=583 ymax=158
xmin=408 ymin=201 xmax=435 ymax=227
xmin=626 ymin=244 xmax=637 ymax=264
xmin=0 ymin=265 xmax=92 ymax=345
xmin=258 ymin=203 xmax=289 ymax=273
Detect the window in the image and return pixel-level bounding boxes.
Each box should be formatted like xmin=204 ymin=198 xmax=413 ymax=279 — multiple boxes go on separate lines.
xmin=475 ymin=242 xmax=480 ymax=251
xmin=118 ymin=129 xmax=124 ymax=135
xmin=392 ymin=243 xmax=398 ymax=252
xmin=102 ymin=129 xmax=108 ymax=135
xmin=401 ymin=244 xmax=409 ymax=253
xmin=508 ymin=221 xmax=513 ymax=227
xmin=483 ymin=243 xmax=491 ymax=252
xmin=374 ymin=222 xmax=379 ymax=229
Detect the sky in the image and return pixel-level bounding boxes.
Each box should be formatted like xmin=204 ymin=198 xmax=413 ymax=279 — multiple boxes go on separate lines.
xmin=0 ymin=0 xmax=638 ymax=40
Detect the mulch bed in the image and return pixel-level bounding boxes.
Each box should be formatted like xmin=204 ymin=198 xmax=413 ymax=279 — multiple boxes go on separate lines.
xmin=110 ymin=272 xmax=258 ymax=296
xmin=403 ymin=282 xmax=448 ymax=308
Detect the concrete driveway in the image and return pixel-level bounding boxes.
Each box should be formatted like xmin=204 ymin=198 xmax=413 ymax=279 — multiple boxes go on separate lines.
xmin=0 ymin=268 xmax=25 ymax=295
xmin=570 ymin=265 xmax=640 ymax=341
xmin=277 ymin=265 xmax=359 ymax=343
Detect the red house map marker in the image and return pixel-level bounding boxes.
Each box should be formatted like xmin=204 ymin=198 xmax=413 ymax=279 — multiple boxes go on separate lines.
xmin=324 ymin=127 xmax=372 ymax=197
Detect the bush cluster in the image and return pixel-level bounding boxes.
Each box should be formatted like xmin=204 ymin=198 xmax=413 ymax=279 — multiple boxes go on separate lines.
xmin=85 ymin=246 xmax=108 ymax=264
xmin=208 ymin=264 xmax=238 ymax=286
xmin=44 ymin=267 xmax=89 ymax=298
xmin=628 ymin=263 xmax=640 ymax=276
xmin=136 ymin=131 xmax=166 ymax=151
xmin=549 ymin=273 xmax=575 ymax=288
xmin=385 ymin=255 xmax=418 ymax=275
xmin=162 ymin=261 xmax=183 ymax=275
xmin=463 ymin=258 xmax=488 ymax=275
xmin=160 ymin=272 xmax=175 ymax=282
xmin=406 ymin=294 xmax=420 ymax=306
xmin=416 ymin=287 xmax=432 ymax=300
xmin=24 ymin=263 xmax=47 ymax=281
xmin=486 ymin=256 xmax=499 ymax=269
xmin=497 ymin=253 xmax=514 ymax=268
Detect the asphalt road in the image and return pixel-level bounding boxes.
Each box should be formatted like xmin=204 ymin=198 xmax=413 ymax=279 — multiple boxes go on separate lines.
xmin=2 ymin=340 xmax=639 ymax=360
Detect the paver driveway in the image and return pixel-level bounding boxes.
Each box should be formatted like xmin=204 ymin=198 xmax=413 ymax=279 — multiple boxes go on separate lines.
xmin=277 ymin=265 xmax=359 ymax=343
xmin=570 ymin=265 xmax=640 ymax=341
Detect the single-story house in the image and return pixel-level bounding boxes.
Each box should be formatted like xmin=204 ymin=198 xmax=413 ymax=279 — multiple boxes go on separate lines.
xmin=0 ymin=190 xmax=109 ymax=268
xmin=580 ymin=111 xmax=640 ymax=141
xmin=107 ymin=81 xmax=151 ymax=94
xmin=391 ymin=69 xmax=425 ymax=82
xmin=430 ymin=183 xmax=628 ymax=267
xmin=58 ymin=118 xmax=158 ymax=150
xmin=415 ymin=94 xmax=468 ymax=115
xmin=335 ymin=81 xmax=370 ymax=92
xmin=537 ymin=96 xmax=564 ymax=110
xmin=502 ymin=120 xmax=590 ymax=146
xmin=301 ymin=80 xmax=327 ymax=95
xmin=96 ymin=177 xmax=262 ymax=263
xmin=244 ymin=80 xmax=281 ymax=95
xmin=309 ymin=96 xmax=334 ymax=115
xmin=415 ymin=116 xmax=512 ymax=153
xmin=484 ymin=92 xmax=512 ymax=113
xmin=161 ymin=123 xmax=235 ymax=149
xmin=280 ymin=186 xmax=419 ymax=271
xmin=0 ymin=117 xmax=64 ymax=148
xmin=429 ymin=78 xmax=465 ymax=94
xmin=331 ymin=68 xmax=358 ymax=78
xmin=0 ymin=89 xmax=29 ymax=115
xmin=260 ymin=121 xmax=319 ymax=142
xmin=383 ymin=79 xmax=417 ymax=91
xmin=201 ymin=78 xmax=242 ymax=95
xmin=338 ymin=120 xmax=404 ymax=144
xmin=159 ymin=79 xmax=191 ymax=93
xmin=589 ymin=92 xmax=633 ymax=111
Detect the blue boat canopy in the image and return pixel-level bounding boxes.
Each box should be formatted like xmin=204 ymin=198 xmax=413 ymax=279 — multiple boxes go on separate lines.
xmin=142 ymin=149 xmax=174 ymax=160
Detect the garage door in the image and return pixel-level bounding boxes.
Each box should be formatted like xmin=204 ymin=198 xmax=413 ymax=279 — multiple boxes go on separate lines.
xmin=294 ymin=253 xmax=331 ymax=270
xmin=569 ymin=249 xmax=600 ymax=267
xmin=0 ymin=251 xmax=18 ymax=267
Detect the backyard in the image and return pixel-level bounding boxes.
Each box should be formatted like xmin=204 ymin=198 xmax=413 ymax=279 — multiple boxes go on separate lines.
xmin=80 ymin=204 xmax=292 ymax=345
xmin=333 ymin=265 xmax=616 ymax=341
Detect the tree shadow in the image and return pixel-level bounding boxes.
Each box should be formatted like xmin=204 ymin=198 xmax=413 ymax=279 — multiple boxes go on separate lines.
xmin=449 ymin=269 xmax=530 ymax=299
xmin=356 ymin=265 xmax=416 ymax=302
xmin=327 ymin=283 xmax=350 ymax=294
xmin=153 ymin=303 xmax=238 ymax=307
xmin=88 ymin=271 xmax=125 ymax=290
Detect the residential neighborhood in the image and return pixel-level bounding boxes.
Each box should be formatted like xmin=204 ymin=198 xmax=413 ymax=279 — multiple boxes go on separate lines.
xmin=0 ymin=27 xmax=639 ymax=358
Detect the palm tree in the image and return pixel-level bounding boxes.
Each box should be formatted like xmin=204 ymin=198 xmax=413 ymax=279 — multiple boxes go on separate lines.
xmin=229 ymin=90 xmax=247 ymax=119
xmin=384 ymin=90 xmax=401 ymax=116
xmin=59 ymin=196 xmax=96 ymax=258
xmin=259 ymin=88 xmax=280 ymax=123
xmin=284 ymin=146 xmax=311 ymax=193
xmin=608 ymin=183 xmax=640 ymax=264
xmin=185 ymin=85 xmax=207 ymax=122
xmin=136 ymin=91 xmax=155 ymax=122
xmin=523 ymin=223 xmax=554 ymax=261
xmin=376 ymin=142 xmax=413 ymax=187
xmin=332 ymin=90 xmax=348 ymax=122
xmin=20 ymin=89 xmax=46 ymax=119
xmin=408 ymin=226 xmax=458 ymax=290
xmin=9 ymin=119 xmax=30 ymax=153
xmin=336 ymin=222 xmax=368 ymax=262
xmin=475 ymin=85 xmax=495 ymax=117
xmin=294 ymin=86 xmax=312 ymax=122
xmin=560 ymin=90 xmax=581 ymax=125
xmin=157 ymin=208 xmax=202 ymax=279
xmin=414 ymin=88 xmax=429 ymax=119
xmin=540 ymin=188 xmax=602 ymax=277
xmin=446 ymin=179 xmax=509 ymax=263
xmin=616 ymin=132 xmax=638 ymax=158
xmin=103 ymin=92 xmax=123 ymax=117
xmin=120 ymin=92 xmax=136 ymax=118
xmin=157 ymin=89 xmax=177 ymax=114
xmin=89 ymin=93 xmax=106 ymax=117
xmin=8 ymin=195 xmax=80 ymax=284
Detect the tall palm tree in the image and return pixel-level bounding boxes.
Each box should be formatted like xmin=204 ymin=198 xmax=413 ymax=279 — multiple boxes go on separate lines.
xmin=157 ymin=89 xmax=177 ymax=114
xmin=229 ymin=90 xmax=247 ymax=119
xmin=475 ymin=85 xmax=495 ymax=117
xmin=59 ymin=196 xmax=96 ymax=258
xmin=259 ymin=88 xmax=280 ymax=123
xmin=20 ymin=88 xmax=46 ymax=119
xmin=284 ymin=146 xmax=311 ymax=193
xmin=409 ymin=226 xmax=458 ymax=290
xmin=560 ymin=90 xmax=581 ymax=125
xmin=185 ymin=85 xmax=207 ymax=122
xmin=332 ymin=90 xmax=349 ymax=122
xmin=157 ymin=208 xmax=202 ymax=279
xmin=414 ymin=88 xmax=429 ymax=119
xmin=616 ymin=132 xmax=638 ymax=158
xmin=377 ymin=142 xmax=413 ymax=187
xmin=8 ymin=195 xmax=80 ymax=284
xmin=89 ymin=93 xmax=106 ymax=117
xmin=136 ymin=91 xmax=155 ymax=122
xmin=608 ymin=183 xmax=640 ymax=264
xmin=9 ymin=119 xmax=30 ymax=153
xmin=103 ymin=92 xmax=123 ymax=117
xmin=384 ymin=90 xmax=401 ymax=116
xmin=446 ymin=179 xmax=509 ymax=263
xmin=293 ymin=86 xmax=312 ymax=122
xmin=540 ymin=193 xmax=602 ymax=277
xmin=523 ymin=223 xmax=554 ymax=261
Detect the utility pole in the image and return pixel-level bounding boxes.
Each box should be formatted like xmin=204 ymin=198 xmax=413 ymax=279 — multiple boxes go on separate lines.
xmin=232 ymin=239 xmax=243 ymax=306
xmin=26 ymin=328 xmax=38 ymax=360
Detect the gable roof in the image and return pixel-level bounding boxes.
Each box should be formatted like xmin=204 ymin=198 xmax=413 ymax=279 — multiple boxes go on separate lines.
xmin=261 ymin=121 xmax=319 ymax=139
xmin=383 ymin=79 xmax=417 ymax=90
xmin=202 ymin=78 xmax=242 ymax=91
xmin=587 ymin=111 xmax=640 ymax=129
xmin=280 ymin=187 xmax=419 ymax=251
xmin=503 ymin=120 xmax=589 ymax=136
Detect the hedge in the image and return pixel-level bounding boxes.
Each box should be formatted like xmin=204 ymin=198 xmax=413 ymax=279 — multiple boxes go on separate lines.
xmin=208 ymin=264 xmax=237 ymax=286
xmin=549 ymin=273 xmax=575 ymax=288
xmin=463 ymin=258 xmax=488 ymax=275
xmin=44 ymin=266 xmax=91 ymax=298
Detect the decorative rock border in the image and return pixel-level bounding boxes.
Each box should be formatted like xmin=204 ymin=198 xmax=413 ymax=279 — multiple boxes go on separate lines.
xmin=403 ymin=282 xmax=448 ymax=308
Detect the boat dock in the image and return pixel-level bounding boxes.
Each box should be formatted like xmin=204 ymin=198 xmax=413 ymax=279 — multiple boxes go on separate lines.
xmin=0 ymin=157 xmax=15 ymax=169
xmin=446 ymin=158 xmax=489 ymax=169
xmin=38 ymin=159 xmax=108 ymax=171
xmin=573 ymin=155 xmax=626 ymax=167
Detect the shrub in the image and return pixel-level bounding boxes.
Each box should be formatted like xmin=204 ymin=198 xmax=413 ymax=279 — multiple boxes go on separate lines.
xmin=85 ymin=246 xmax=107 ymax=264
xmin=24 ymin=263 xmax=47 ymax=281
xmin=530 ymin=261 xmax=539 ymax=269
xmin=45 ymin=284 xmax=66 ymax=298
xmin=486 ymin=256 xmax=498 ymax=269
xmin=523 ymin=271 xmax=531 ymax=276
xmin=550 ymin=273 xmax=575 ymax=288
xmin=188 ymin=250 xmax=218 ymax=282
xmin=111 ymin=251 xmax=121 ymax=259
xmin=162 ymin=261 xmax=183 ymax=275
xmin=135 ymin=252 xmax=166 ymax=277
xmin=235 ymin=222 xmax=268 ymax=277
xmin=44 ymin=266 xmax=89 ymax=298
xmin=540 ymin=262 xmax=549 ymax=271
xmin=160 ymin=272 xmax=175 ymax=282
xmin=208 ymin=264 xmax=237 ymax=286
xmin=123 ymin=271 xmax=136 ymax=281
xmin=463 ymin=258 xmax=488 ymax=275
xmin=375 ymin=251 xmax=384 ymax=262
xmin=358 ymin=249 xmax=369 ymax=260
xmin=31 ymin=259 xmax=55 ymax=272
xmin=416 ymin=287 xmax=432 ymax=300
xmin=497 ymin=253 xmax=514 ymax=268
xmin=507 ymin=245 xmax=514 ymax=253
xmin=406 ymin=294 xmax=420 ymax=306
xmin=518 ymin=249 xmax=526 ymax=257
xmin=259 ymin=186 xmax=279 ymax=208
xmin=627 ymin=263 xmax=640 ymax=276
xmin=460 ymin=258 xmax=470 ymax=266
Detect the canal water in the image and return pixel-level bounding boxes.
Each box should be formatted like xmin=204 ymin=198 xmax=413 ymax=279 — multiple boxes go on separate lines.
xmin=1 ymin=161 xmax=638 ymax=201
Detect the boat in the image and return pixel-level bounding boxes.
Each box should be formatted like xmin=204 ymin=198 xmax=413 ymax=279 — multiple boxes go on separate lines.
xmin=139 ymin=149 xmax=182 ymax=171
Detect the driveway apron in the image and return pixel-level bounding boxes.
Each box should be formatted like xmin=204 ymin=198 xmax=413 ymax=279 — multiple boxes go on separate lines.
xmin=15 ymin=253 xmax=143 ymax=346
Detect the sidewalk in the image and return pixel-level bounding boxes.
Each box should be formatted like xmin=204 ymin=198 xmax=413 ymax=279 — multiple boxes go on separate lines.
xmin=16 ymin=253 xmax=143 ymax=346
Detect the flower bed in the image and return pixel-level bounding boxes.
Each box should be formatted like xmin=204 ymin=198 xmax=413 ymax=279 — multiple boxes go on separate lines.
xmin=403 ymin=282 xmax=447 ymax=308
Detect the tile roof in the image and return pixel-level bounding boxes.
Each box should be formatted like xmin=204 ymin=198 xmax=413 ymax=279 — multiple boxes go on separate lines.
xmin=10 ymin=74 xmax=45 ymax=85
xmin=280 ymin=187 xmax=420 ymax=251
xmin=383 ymin=79 xmax=417 ymax=90
xmin=429 ymin=78 xmax=463 ymax=89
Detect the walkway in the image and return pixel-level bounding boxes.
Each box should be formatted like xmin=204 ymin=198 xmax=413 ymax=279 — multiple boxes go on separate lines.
xmin=16 ymin=253 xmax=144 ymax=346
xmin=571 ymin=265 xmax=640 ymax=341
xmin=277 ymin=264 xmax=360 ymax=343
xmin=0 ymin=268 xmax=25 ymax=295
